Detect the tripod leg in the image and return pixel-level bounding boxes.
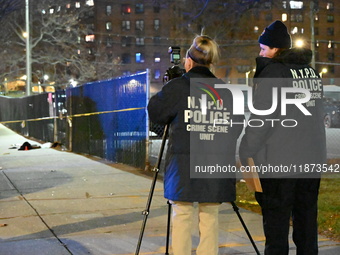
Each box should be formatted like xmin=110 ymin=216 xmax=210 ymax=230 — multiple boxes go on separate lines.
xmin=231 ymin=202 xmax=261 ymax=255
xmin=135 ymin=125 xmax=169 ymax=255
xmin=165 ymin=200 xmax=172 ymax=255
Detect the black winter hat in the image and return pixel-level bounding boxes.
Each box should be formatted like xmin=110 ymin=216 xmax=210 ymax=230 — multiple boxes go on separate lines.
xmin=258 ymin=20 xmax=292 ymax=49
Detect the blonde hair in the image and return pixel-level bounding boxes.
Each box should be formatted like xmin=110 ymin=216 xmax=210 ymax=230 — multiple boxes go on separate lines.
xmin=186 ymin=35 xmax=220 ymax=66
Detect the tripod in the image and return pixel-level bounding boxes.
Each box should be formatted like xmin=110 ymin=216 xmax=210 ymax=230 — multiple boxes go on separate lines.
xmin=135 ymin=123 xmax=261 ymax=255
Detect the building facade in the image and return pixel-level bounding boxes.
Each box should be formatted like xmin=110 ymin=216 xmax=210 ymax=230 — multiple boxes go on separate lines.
xmin=76 ymin=0 xmax=339 ymax=89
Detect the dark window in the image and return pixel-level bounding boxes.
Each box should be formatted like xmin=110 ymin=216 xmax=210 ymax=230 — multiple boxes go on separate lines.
xmin=106 ymin=37 xmax=113 ymax=47
xmin=328 ymin=53 xmax=334 ymax=61
xmin=291 ymin=14 xmax=303 ymax=22
xmin=327 ymin=15 xmax=334 ymax=22
xmin=122 ymin=53 xmax=131 ymax=64
xmin=136 ymin=3 xmax=144 ymax=13
xmin=327 ymin=27 xmax=334 ymax=36
xmin=154 ymin=4 xmax=160 ymax=13
xmin=154 ymin=37 xmax=161 ymax=45
xmin=265 ymin=13 xmax=272 ymax=21
xmin=122 ymin=37 xmax=131 ymax=47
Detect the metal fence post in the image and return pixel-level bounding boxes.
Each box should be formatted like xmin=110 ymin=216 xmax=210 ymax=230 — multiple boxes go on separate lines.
xmin=145 ymin=69 xmax=151 ymax=171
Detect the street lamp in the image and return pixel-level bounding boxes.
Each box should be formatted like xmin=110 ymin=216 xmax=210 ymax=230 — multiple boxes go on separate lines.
xmin=295 ymin=39 xmax=304 ymax=48
xmin=319 ymin=68 xmax=328 ymax=78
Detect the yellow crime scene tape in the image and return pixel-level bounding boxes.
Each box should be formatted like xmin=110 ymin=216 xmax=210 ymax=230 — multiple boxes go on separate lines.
xmin=0 ymin=107 xmax=145 ymax=124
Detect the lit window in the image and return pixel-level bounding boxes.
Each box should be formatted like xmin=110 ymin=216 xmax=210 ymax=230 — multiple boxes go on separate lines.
xmin=122 ymin=4 xmax=131 ymax=14
xmin=328 ymin=41 xmax=334 ymax=48
xmin=154 ymin=69 xmax=161 ymax=79
xmin=49 ymin=8 xmax=54 ymax=14
xmin=135 ymin=53 xmax=145 ymax=63
xmin=86 ymin=0 xmax=94 ymax=6
xmin=122 ymin=20 xmax=131 ymax=30
xmin=282 ymin=13 xmax=287 ymax=22
xmin=136 ymin=20 xmax=144 ymax=31
xmin=85 ymin=35 xmax=95 ymax=42
xmin=326 ymin=2 xmax=334 ymax=10
xmin=106 ymin=6 xmax=112 ymax=15
xmin=75 ymin=2 xmax=81 ymax=8
xmin=282 ymin=1 xmax=287 ymax=9
xmin=106 ymin=22 xmax=112 ymax=30
xmin=154 ymin=19 xmax=160 ymax=30
xmin=136 ymin=37 xmax=144 ymax=46
xmin=154 ymin=53 xmax=161 ymax=62
xmin=254 ymin=26 xmax=259 ymax=33
xmin=66 ymin=4 xmax=71 ymax=8
xmin=289 ymin=1 xmax=303 ymax=9
xmin=136 ymin=3 xmax=144 ymax=13
xmin=291 ymin=27 xmax=298 ymax=34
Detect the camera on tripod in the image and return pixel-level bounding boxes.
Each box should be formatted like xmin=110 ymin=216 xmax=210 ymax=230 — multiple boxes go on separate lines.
xmin=163 ymin=46 xmax=186 ymax=83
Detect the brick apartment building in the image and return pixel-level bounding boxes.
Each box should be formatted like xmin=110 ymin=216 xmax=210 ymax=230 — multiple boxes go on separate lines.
xmin=78 ymin=0 xmax=339 ymax=91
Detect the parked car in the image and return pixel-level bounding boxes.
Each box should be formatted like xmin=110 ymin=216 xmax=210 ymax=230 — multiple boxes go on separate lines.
xmin=323 ymin=85 xmax=340 ymax=128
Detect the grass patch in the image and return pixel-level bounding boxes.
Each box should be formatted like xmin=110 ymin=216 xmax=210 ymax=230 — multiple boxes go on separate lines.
xmin=235 ymin=176 xmax=340 ymax=241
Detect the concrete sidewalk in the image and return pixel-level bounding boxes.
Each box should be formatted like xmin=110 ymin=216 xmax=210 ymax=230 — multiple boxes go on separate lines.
xmin=0 ymin=124 xmax=339 ymax=255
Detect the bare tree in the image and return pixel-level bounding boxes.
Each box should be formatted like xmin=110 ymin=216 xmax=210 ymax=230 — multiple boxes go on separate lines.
xmin=0 ymin=0 xmax=97 ymax=92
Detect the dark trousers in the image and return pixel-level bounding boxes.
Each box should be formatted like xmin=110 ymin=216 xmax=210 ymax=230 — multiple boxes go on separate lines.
xmin=255 ymin=178 xmax=320 ymax=255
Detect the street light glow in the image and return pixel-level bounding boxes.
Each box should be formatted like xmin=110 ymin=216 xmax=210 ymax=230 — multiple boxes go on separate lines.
xmin=295 ymin=39 xmax=304 ymax=48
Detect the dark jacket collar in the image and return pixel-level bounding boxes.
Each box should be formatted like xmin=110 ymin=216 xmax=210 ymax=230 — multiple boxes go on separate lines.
xmin=255 ymin=48 xmax=313 ymax=77
xmin=185 ymin=66 xmax=216 ymax=79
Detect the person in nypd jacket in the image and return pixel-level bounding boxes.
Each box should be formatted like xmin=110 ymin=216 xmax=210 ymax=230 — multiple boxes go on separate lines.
xmin=148 ymin=35 xmax=244 ymax=254
xmin=239 ymin=20 xmax=327 ymax=255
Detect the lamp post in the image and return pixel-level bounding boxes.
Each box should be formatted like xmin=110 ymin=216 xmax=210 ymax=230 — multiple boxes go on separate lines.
xmin=25 ymin=0 xmax=31 ymax=96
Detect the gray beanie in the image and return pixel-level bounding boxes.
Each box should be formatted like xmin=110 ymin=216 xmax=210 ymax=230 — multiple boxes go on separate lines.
xmin=258 ymin=20 xmax=292 ymax=49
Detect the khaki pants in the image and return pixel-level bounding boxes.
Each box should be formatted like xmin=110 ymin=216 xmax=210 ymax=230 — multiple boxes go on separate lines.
xmin=170 ymin=201 xmax=220 ymax=255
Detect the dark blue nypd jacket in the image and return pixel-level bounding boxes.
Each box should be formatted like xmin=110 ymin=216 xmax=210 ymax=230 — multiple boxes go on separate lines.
xmin=148 ymin=66 xmax=244 ymax=202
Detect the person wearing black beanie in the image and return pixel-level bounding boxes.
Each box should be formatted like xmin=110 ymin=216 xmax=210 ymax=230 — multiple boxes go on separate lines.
xmin=239 ymin=20 xmax=326 ymax=255
xmin=259 ymin=20 xmax=292 ymax=49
